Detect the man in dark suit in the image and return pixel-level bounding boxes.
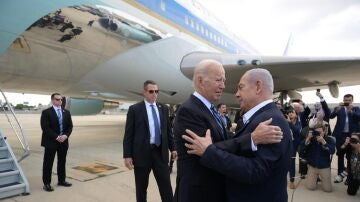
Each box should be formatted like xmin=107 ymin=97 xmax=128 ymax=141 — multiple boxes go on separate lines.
xmin=123 ymin=80 xmax=176 ymax=202
xmin=41 ymin=93 xmax=73 ymax=192
xmin=330 ymin=94 xmax=360 ymax=183
xmin=182 ymin=68 xmax=292 ymax=202
xmin=217 ymin=103 xmax=232 ymax=131
xmin=174 ymin=61 xmax=284 ymax=202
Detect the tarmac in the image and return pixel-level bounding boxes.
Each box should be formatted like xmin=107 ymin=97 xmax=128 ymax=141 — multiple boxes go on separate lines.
xmin=0 ymin=113 xmax=359 ymax=202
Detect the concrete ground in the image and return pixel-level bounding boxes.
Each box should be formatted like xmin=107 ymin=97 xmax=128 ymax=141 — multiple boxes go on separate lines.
xmin=0 ymin=113 xmax=359 ymax=202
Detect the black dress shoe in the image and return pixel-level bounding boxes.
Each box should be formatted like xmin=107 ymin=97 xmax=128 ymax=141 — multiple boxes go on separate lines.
xmin=58 ymin=181 xmax=72 ymax=187
xmin=43 ymin=184 xmax=54 ymax=192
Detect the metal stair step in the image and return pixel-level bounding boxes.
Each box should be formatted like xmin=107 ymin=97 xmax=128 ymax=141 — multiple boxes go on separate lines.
xmin=0 ymin=182 xmax=27 ymax=199
xmin=0 ymin=170 xmax=21 ymax=186
xmin=0 ymin=146 xmax=8 ymax=159
xmin=0 ymin=182 xmax=20 ymax=189
xmin=0 ymin=170 xmax=19 ymax=177
xmin=0 ymin=169 xmax=16 ymax=174
xmin=0 ymin=158 xmax=14 ymax=172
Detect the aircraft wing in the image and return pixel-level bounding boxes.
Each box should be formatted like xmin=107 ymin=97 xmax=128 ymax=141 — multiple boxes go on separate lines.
xmin=180 ymin=52 xmax=360 ymax=97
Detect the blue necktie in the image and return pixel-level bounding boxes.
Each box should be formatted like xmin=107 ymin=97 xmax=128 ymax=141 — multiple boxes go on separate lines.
xmin=150 ymin=104 xmax=161 ymax=146
xmin=210 ymin=105 xmax=225 ymax=136
xmin=57 ymin=108 xmax=63 ymax=135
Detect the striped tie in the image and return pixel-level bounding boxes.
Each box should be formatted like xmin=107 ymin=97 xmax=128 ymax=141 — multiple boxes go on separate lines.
xmin=210 ymin=105 xmax=225 ymax=137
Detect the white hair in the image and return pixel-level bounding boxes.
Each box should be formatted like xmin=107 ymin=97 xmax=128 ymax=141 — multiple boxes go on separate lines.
xmin=246 ymin=68 xmax=274 ymax=93
xmin=192 ymin=59 xmax=222 ymax=91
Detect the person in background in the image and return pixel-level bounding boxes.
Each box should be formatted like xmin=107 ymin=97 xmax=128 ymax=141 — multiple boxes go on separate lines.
xmin=123 ymin=80 xmax=176 ymax=202
xmin=300 ymin=119 xmax=335 ymax=192
xmin=347 ymin=132 xmax=360 ymax=195
xmin=330 ymin=94 xmax=360 ymax=183
xmin=286 ymin=108 xmax=302 ymax=189
xmin=217 ymin=103 xmax=232 ymax=131
xmin=41 ymin=93 xmax=73 ymax=192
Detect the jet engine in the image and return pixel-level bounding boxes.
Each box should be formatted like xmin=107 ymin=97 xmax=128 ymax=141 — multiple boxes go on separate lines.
xmin=63 ymin=97 xmax=119 ymax=115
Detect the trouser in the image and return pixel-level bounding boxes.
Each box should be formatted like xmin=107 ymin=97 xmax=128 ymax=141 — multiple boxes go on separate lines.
xmin=134 ymin=147 xmax=173 ymax=202
xmin=336 ymin=145 xmax=351 ymax=175
xmin=42 ymin=145 xmax=68 ymax=184
xmin=289 ymin=141 xmax=300 ymax=182
xmin=347 ymin=174 xmax=360 ymax=195
xmin=306 ymin=165 xmax=332 ymax=192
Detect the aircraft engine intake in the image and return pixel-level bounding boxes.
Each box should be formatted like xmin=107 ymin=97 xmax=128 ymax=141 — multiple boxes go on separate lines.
xmin=63 ymin=97 xmax=119 ymax=115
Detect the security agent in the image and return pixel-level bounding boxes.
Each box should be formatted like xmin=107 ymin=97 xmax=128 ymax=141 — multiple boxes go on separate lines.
xmin=41 ymin=93 xmax=73 ymax=192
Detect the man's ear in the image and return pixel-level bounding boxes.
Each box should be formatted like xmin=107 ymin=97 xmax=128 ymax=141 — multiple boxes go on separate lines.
xmin=256 ymin=80 xmax=262 ymax=94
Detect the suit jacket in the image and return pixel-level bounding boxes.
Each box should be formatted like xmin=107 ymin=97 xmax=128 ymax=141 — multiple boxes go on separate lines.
xmin=173 ymin=95 xmax=252 ymax=202
xmin=200 ymin=102 xmax=292 ymax=202
xmin=123 ymin=101 xmax=174 ymax=167
xmin=330 ymin=106 xmax=360 ymax=144
xmin=299 ymin=105 xmax=311 ymax=128
xmin=40 ymin=107 xmax=73 ymax=148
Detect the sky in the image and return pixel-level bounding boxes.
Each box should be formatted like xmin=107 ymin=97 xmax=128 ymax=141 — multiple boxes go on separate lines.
xmin=2 ymin=0 xmax=360 ymax=105
xmin=200 ymin=0 xmax=360 ymax=104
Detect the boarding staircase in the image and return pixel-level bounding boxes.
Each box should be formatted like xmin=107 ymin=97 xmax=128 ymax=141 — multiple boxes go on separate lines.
xmin=0 ymin=90 xmax=30 ymax=198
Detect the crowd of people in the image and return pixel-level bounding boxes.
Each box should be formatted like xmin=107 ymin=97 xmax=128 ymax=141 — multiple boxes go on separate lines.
xmin=277 ymin=92 xmax=360 ymax=196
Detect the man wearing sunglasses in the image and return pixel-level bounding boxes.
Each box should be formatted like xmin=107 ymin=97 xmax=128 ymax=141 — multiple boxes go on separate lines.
xmin=123 ymin=80 xmax=176 ymax=202
xmin=40 ymin=93 xmax=73 ymax=192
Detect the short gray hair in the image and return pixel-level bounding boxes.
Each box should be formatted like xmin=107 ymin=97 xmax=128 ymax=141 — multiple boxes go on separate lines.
xmin=246 ymin=68 xmax=274 ymax=93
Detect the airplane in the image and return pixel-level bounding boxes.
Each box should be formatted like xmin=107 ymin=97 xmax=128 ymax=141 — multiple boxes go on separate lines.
xmin=1 ymin=0 xmax=360 ymax=115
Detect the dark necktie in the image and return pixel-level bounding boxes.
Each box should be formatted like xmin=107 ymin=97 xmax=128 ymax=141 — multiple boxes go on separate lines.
xmin=56 ymin=108 xmax=63 ymax=134
xmin=150 ymin=104 xmax=161 ymax=146
xmin=210 ymin=105 xmax=225 ymax=136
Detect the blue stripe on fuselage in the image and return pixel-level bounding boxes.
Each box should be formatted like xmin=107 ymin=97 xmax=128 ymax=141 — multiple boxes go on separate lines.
xmin=135 ymin=0 xmax=250 ymax=54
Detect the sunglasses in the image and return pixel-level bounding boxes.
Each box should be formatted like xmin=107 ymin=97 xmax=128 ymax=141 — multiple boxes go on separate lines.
xmin=54 ymin=98 xmax=62 ymax=101
xmin=148 ymin=90 xmax=159 ymax=94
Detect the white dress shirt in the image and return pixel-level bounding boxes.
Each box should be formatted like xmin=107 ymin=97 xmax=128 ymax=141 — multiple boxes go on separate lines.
xmin=242 ymin=99 xmax=274 ymax=151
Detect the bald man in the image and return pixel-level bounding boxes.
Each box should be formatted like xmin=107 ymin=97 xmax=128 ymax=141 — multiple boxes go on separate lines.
xmin=173 ymin=62 xmax=284 ymax=202
xmin=182 ymin=68 xmax=292 ymax=202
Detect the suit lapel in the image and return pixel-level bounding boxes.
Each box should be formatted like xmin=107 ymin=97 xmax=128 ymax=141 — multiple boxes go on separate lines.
xmin=50 ymin=107 xmax=60 ymax=125
xmin=190 ymin=95 xmax=225 ymax=140
xmin=141 ymin=101 xmax=150 ymax=134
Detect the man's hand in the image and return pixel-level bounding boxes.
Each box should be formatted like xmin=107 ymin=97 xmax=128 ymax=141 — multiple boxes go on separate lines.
xmin=346 ymin=104 xmax=353 ymax=112
xmin=171 ymin=151 xmax=178 ymax=160
xmin=124 ymin=157 xmax=134 ymax=170
xmin=182 ymin=129 xmax=212 ymax=156
xmin=316 ymin=136 xmax=326 ymax=145
xmin=56 ymin=135 xmax=67 ymax=143
xmin=316 ymin=91 xmax=323 ymax=98
xmin=306 ymin=132 xmax=313 ymax=144
xmin=251 ymin=118 xmax=283 ymax=145
xmin=335 ymin=105 xmax=341 ymax=112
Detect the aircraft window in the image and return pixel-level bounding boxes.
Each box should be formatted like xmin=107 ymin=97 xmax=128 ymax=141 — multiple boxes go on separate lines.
xmin=190 ymin=19 xmax=194 ymax=28
xmin=205 ymin=29 xmax=208 ymax=37
xmin=185 ymin=16 xmax=189 ymax=25
xmin=210 ymin=33 xmax=213 ymax=39
xmin=196 ymin=23 xmax=199 ymax=31
xmin=225 ymin=41 xmax=228 ymax=47
xmin=160 ymin=1 xmax=166 ymax=11
xmin=201 ymin=25 xmax=204 ymax=34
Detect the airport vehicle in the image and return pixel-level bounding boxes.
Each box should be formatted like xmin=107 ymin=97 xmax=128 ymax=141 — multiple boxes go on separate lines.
xmin=1 ymin=0 xmax=360 ymax=114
